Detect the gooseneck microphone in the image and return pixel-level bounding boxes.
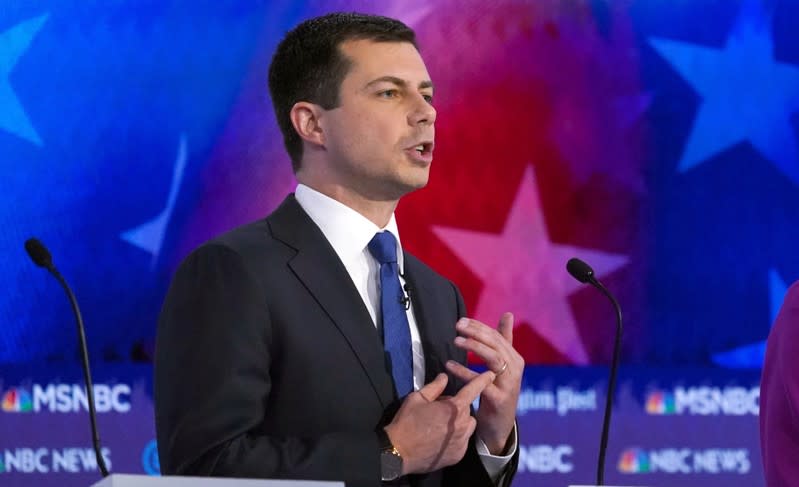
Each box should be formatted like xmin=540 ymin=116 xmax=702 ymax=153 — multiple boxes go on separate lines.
xmin=24 ymin=238 xmax=110 ymax=478
xmin=566 ymin=257 xmax=622 ymax=486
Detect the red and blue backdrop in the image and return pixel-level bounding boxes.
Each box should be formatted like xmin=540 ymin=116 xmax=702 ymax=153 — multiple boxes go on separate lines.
xmin=2 ymin=0 xmax=797 ymax=485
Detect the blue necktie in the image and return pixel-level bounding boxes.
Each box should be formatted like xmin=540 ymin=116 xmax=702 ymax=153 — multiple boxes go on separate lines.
xmin=368 ymin=231 xmax=413 ymax=398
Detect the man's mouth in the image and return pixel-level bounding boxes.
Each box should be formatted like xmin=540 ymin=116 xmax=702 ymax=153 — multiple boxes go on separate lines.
xmin=404 ymin=141 xmax=434 ymax=165
xmin=407 ymin=141 xmax=434 ymax=156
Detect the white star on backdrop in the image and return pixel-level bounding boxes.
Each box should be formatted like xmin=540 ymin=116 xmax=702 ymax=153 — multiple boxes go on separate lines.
xmin=120 ymin=134 xmax=188 ymax=267
xmin=433 ymin=166 xmax=628 ymax=364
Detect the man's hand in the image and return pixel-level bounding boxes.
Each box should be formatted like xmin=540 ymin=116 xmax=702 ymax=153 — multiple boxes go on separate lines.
xmin=384 ymin=370 xmax=495 ymax=475
xmin=446 ymin=312 xmax=523 ymax=455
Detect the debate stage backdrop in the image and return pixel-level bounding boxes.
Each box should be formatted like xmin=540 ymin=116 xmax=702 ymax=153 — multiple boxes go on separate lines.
xmin=2 ymin=0 xmax=798 ymax=485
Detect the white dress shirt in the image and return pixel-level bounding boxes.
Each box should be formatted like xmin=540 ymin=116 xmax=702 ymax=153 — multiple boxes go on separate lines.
xmin=294 ymin=184 xmax=515 ymax=480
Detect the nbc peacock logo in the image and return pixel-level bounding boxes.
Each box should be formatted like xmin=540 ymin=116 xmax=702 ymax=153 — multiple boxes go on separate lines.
xmin=618 ymin=448 xmax=650 ymax=474
xmin=1 ymin=388 xmax=33 ymax=413
xmin=645 ymin=390 xmax=676 ymax=415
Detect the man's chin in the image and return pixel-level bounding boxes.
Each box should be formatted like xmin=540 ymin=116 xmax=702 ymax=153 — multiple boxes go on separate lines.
xmin=400 ymin=172 xmax=430 ymax=194
xmin=377 ymin=176 xmax=429 ymax=201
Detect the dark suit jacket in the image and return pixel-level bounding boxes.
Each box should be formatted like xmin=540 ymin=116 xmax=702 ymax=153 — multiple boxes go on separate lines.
xmin=155 ymin=195 xmax=519 ymax=486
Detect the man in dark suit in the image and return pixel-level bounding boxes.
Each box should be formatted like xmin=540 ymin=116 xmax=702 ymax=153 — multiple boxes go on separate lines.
xmin=155 ymin=12 xmax=523 ymax=486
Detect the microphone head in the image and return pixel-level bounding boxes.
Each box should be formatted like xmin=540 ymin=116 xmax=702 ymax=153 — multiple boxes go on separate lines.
xmin=25 ymin=238 xmax=54 ymax=270
xmin=566 ymin=257 xmax=594 ymax=283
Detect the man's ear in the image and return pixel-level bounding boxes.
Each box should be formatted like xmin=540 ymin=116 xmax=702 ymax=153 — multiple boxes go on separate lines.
xmin=289 ymin=102 xmax=325 ymax=148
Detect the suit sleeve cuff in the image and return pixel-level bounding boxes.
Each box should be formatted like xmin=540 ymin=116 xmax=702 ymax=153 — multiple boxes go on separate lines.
xmin=475 ymin=425 xmax=518 ymax=483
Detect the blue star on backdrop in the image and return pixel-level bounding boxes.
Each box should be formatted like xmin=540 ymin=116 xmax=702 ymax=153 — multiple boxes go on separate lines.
xmin=649 ymin=0 xmax=799 ymax=185
xmin=0 ymin=3 xmax=272 ymax=363
xmin=0 ymin=14 xmax=47 ymax=146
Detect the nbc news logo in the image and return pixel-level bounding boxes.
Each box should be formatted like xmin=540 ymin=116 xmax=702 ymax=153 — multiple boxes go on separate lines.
xmin=617 ymin=447 xmax=751 ymax=475
xmin=618 ymin=448 xmax=650 ymax=473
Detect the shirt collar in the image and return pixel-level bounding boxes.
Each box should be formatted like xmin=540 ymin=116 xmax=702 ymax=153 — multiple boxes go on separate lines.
xmin=294 ymin=184 xmax=405 ymax=272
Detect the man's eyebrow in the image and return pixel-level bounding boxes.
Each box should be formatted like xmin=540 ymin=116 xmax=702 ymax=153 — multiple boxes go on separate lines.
xmin=364 ymin=76 xmax=435 ymax=91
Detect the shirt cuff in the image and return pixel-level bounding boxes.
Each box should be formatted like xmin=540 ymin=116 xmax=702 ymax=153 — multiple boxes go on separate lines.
xmin=475 ymin=425 xmax=518 ymax=483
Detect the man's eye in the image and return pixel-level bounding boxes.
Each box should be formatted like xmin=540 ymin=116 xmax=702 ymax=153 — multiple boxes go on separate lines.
xmin=423 ymin=94 xmax=434 ymax=104
xmin=379 ymin=90 xmax=398 ymax=98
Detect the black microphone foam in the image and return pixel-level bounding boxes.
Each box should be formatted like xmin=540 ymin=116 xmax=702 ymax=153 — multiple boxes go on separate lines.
xmin=25 ymin=238 xmax=53 ymax=270
xmin=566 ymin=257 xmax=594 ymax=283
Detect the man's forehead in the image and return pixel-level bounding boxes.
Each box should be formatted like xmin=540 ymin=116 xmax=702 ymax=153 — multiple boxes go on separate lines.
xmin=339 ymin=39 xmax=431 ymax=85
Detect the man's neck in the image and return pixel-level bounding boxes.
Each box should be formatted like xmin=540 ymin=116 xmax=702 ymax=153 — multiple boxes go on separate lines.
xmin=297 ymin=180 xmax=398 ymax=229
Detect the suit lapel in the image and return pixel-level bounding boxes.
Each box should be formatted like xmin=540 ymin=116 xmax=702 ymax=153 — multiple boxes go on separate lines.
xmin=403 ymin=254 xmax=455 ymax=386
xmin=268 ymin=195 xmax=396 ymax=408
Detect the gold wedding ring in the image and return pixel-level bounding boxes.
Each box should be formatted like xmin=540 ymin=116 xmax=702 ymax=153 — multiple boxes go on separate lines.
xmin=495 ymin=361 xmax=508 ymax=377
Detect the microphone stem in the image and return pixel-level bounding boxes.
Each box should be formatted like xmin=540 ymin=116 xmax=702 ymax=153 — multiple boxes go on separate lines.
xmin=51 ymin=268 xmax=110 ymax=477
xmin=591 ymin=278 xmax=623 ymax=486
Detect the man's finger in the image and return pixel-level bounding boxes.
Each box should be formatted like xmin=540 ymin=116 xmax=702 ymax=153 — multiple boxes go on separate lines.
xmin=418 ymin=372 xmax=448 ymax=402
xmin=453 ymin=370 xmax=495 ymax=407
xmin=453 ymin=336 xmax=506 ymax=373
xmin=456 ymin=318 xmax=513 ymax=358
xmin=498 ymin=312 xmax=514 ymax=344
xmin=445 ymin=360 xmax=479 ymax=381
xmin=446 ymin=361 xmax=504 ymax=403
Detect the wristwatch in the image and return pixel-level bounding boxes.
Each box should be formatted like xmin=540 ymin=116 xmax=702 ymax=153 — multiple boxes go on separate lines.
xmin=377 ymin=428 xmax=403 ymax=481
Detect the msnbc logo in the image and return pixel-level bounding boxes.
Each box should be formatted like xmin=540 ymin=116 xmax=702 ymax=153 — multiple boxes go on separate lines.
xmin=618 ymin=448 xmax=650 ymax=474
xmin=645 ymin=390 xmax=676 ymax=415
xmin=0 ymin=384 xmax=131 ymax=414
xmin=645 ymin=387 xmax=758 ymax=416
xmin=1 ymin=388 xmax=33 ymax=413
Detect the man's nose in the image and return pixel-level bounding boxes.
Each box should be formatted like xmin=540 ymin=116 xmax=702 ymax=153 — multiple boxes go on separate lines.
xmin=408 ymin=95 xmax=436 ymax=126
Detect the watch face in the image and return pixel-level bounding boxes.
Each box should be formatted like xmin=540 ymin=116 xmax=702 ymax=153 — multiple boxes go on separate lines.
xmin=381 ymin=449 xmax=403 ymax=481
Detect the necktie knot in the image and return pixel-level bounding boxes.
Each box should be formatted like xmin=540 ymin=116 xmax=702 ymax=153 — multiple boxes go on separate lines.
xmin=368 ymin=231 xmax=398 ymax=265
